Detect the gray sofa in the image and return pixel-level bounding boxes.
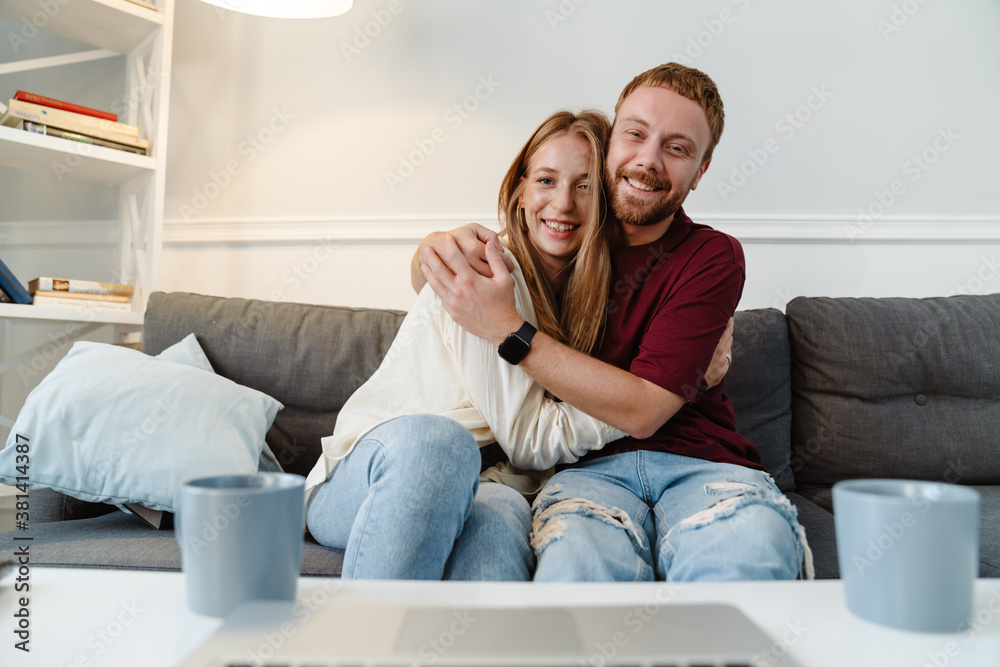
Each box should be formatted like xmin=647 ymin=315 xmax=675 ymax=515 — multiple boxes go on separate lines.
xmin=2 ymin=291 xmax=998 ymax=579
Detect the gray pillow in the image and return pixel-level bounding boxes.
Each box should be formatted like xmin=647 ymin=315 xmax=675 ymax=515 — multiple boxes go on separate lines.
xmin=787 ymin=294 xmax=1000 ymax=488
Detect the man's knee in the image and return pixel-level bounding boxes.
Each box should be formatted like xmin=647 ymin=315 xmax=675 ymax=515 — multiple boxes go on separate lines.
xmin=662 ymin=489 xmax=804 ymax=580
xmin=531 ymin=495 xmax=643 ymax=553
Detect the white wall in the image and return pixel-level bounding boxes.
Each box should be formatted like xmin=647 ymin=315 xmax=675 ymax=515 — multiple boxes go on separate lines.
xmin=0 ymin=0 xmax=997 ymax=467
xmin=158 ymin=0 xmax=1000 ymax=311
xmin=2 ymin=0 xmax=1000 ymax=315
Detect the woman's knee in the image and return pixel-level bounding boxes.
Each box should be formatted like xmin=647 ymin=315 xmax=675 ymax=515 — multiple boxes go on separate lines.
xmin=365 ymin=414 xmax=480 ymax=483
xmin=471 ymin=482 xmax=532 ymax=535
xmin=447 ymin=483 xmax=533 ymax=581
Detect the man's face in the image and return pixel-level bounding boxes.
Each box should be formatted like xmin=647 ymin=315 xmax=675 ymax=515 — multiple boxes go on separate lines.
xmin=606 ymin=86 xmax=713 ymax=231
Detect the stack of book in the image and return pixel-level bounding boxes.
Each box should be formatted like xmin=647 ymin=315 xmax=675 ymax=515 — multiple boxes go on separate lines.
xmin=0 ymin=90 xmax=149 ymax=156
xmin=28 ymin=277 xmax=134 ymax=313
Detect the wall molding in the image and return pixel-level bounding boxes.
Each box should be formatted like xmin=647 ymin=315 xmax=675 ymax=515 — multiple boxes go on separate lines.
xmin=3 ymin=215 xmax=999 ymax=246
xmin=162 ymin=214 xmax=1000 ymax=246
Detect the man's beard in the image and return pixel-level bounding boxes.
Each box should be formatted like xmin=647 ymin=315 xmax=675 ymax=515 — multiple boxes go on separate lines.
xmin=608 ymin=166 xmax=690 ymax=227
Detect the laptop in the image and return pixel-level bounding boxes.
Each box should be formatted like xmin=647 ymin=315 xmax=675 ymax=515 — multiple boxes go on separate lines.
xmin=177 ymin=598 xmax=802 ymax=667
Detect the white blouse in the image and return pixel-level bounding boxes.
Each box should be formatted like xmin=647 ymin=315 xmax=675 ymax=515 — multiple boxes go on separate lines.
xmin=303 ymin=250 xmax=625 ymax=499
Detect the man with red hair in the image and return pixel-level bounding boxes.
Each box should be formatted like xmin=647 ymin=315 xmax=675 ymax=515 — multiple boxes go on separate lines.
xmin=416 ymin=63 xmax=810 ymax=582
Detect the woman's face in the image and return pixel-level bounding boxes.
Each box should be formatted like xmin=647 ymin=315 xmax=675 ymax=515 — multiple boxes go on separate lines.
xmin=518 ymin=133 xmax=593 ymax=281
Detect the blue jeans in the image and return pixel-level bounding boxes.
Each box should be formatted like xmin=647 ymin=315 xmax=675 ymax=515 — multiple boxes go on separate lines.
xmin=306 ymin=414 xmax=533 ymax=580
xmin=531 ymin=450 xmax=810 ymax=582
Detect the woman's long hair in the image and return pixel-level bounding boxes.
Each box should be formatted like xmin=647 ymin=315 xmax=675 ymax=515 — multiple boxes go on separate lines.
xmin=499 ymin=110 xmax=618 ymax=355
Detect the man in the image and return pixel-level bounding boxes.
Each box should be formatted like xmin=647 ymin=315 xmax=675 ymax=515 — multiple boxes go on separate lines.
xmin=414 ymin=63 xmax=810 ymax=582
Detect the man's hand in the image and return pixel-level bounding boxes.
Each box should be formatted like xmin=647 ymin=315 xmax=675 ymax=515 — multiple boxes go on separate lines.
xmin=421 ymin=239 xmax=523 ymax=345
xmin=704 ymin=317 xmax=734 ymax=390
xmin=410 ymin=223 xmax=511 ymax=294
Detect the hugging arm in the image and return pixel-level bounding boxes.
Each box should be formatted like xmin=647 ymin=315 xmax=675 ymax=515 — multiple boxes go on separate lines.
xmin=412 ymin=224 xmax=733 ymax=391
xmin=439 ymin=264 xmax=625 ymax=470
xmin=421 ymin=235 xmax=739 ymax=439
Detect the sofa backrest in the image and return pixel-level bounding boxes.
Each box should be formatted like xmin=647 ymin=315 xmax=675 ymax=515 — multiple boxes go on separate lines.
xmin=144 ymin=292 xmax=406 ymax=477
xmin=786 ymin=294 xmax=1000 ymax=489
xmin=145 ymin=293 xmax=798 ymax=487
xmin=728 ymin=308 xmax=795 ymax=491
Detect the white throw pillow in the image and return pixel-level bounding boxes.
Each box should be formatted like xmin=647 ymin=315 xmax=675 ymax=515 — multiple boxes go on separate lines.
xmin=0 ymin=337 xmax=283 ymax=512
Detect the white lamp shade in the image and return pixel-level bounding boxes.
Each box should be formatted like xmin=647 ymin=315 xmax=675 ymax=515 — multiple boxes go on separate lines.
xmin=200 ymin=0 xmax=354 ymax=19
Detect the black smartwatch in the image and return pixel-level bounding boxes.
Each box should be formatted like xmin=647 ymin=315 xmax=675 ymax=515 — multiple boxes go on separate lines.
xmin=498 ymin=321 xmax=536 ymax=365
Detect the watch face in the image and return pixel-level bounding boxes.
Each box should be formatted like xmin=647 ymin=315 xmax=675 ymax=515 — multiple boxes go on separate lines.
xmin=499 ymin=333 xmax=531 ymax=365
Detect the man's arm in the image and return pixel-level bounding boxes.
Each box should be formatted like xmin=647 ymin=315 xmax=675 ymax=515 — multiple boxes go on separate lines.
xmin=422 ymin=239 xmax=696 ymax=439
xmin=518 ymin=333 xmax=686 ymax=439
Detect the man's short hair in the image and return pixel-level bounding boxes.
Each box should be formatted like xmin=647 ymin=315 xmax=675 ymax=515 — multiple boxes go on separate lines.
xmin=614 ymin=62 xmax=725 ymax=163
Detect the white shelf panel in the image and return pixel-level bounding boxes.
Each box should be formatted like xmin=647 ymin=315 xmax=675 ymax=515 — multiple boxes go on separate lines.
xmin=0 ymin=125 xmax=154 ymax=185
xmin=0 ymin=303 xmax=143 ymax=325
xmin=1 ymin=0 xmax=163 ymax=55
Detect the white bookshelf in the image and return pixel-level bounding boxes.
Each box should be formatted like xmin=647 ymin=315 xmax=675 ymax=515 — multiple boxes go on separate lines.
xmin=2 ymin=0 xmax=164 ymax=55
xmin=0 ymin=0 xmax=174 ymax=319
xmin=0 ymin=303 xmax=144 ymax=326
xmin=0 ymin=0 xmax=173 ymax=430
xmin=0 ymin=124 xmax=155 ymax=184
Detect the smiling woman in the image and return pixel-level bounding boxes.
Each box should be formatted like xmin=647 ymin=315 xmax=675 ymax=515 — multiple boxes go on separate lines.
xmin=498 ymin=110 xmax=617 ymax=356
xmin=520 ymin=135 xmax=590 ymax=286
xmin=302 ymin=109 xmax=626 ymax=582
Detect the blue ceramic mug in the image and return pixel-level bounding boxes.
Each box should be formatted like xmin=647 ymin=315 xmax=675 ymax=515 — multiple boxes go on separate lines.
xmin=833 ymin=479 xmax=979 ymax=633
xmin=177 ymin=473 xmax=305 ymax=617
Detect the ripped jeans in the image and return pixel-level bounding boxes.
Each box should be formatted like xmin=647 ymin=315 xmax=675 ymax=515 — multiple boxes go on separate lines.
xmin=531 ymin=450 xmax=811 ymax=582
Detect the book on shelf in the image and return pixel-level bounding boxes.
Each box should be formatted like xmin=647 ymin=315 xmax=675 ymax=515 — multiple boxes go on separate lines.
xmin=0 ymin=257 xmax=32 ymax=305
xmin=29 ymin=277 xmax=134 ymax=298
xmin=31 ymin=290 xmax=130 ymax=304
xmin=15 ymin=121 xmax=148 ymax=156
xmin=0 ymin=290 xmax=12 ymax=303
xmin=29 ymin=295 xmax=131 ymax=313
xmin=1 ymin=99 xmax=147 ymax=150
xmin=13 ymin=90 xmax=119 ymax=124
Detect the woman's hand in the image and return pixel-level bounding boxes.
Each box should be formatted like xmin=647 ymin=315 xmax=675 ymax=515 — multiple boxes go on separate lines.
xmin=704 ymin=317 xmax=734 ymax=390
xmin=410 ymin=223 xmax=512 ymax=293
xmin=421 ymin=239 xmax=522 ymax=345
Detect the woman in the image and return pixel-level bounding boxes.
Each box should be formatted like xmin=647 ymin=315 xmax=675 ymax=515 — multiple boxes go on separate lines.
xmin=304 ymin=111 xmax=726 ymax=580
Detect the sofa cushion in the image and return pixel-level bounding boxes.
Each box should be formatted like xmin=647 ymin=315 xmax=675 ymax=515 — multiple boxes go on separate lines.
xmin=728 ymin=308 xmax=794 ymax=491
xmin=797 ymin=484 xmax=1000 ymax=578
xmin=0 ymin=512 xmax=344 ymax=575
xmin=143 ymin=292 xmax=407 ymax=478
xmin=784 ymin=491 xmax=838 ymax=579
xmin=787 ymin=294 xmax=1000 ymax=487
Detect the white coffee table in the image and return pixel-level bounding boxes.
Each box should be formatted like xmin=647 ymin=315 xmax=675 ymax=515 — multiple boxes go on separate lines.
xmin=1 ymin=568 xmax=999 ymax=666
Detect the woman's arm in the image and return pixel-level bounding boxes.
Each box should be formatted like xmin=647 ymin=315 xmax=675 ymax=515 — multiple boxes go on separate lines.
xmin=438 ymin=252 xmax=626 ymax=470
